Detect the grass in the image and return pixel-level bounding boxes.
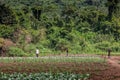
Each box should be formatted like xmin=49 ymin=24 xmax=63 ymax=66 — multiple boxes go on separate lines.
xmin=31 ymin=51 xmax=120 ymax=57
xmin=111 ymin=53 xmax=120 ymax=56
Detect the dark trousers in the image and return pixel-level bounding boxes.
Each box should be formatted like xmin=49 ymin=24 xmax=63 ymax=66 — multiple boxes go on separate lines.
xmin=36 ymin=54 xmax=39 ymax=57
xmin=108 ymin=53 xmax=110 ymax=58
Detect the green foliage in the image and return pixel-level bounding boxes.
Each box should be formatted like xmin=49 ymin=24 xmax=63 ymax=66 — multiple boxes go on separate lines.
xmin=0 ymin=56 xmax=105 ymax=63
xmin=111 ymin=42 xmax=120 ymax=52
xmin=0 ymin=0 xmax=120 ymax=55
xmin=8 ymin=47 xmax=26 ymax=57
xmin=23 ymin=44 xmax=36 ymax=56
xmin=106 ymin=0 xmax=120 ymax=20
xmin=0 ymin=72 xmax=89 ymax=80
xmin=30 ymin=29 xmax=41 ymax=43
xmin=23 ymin=43 xmax=53 ymax=56
xmin=95 ymin=41 xmax=120 ymax=52
xmin=0 ymin=3 xmax=17 ymax=25
xmin=95 ymin=41 xmax=111 ymax=51
xmin=93 ymin=34 xmax=114 ymax=43
xmin=0 ymin=38 xmax=4 ymax=47
xmin=0 ymin=25 xmax=15 ymax=38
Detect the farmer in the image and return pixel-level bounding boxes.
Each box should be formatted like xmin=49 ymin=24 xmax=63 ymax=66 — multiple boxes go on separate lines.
xmin=36 ymin=48 xmax=39 ymax=57
xmin=108 ymin=48 xmax=111 ymax=58
xmin=66 ymin=48 xmax=68 ymax=56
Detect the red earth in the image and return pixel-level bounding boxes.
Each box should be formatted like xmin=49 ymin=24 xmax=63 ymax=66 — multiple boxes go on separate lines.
xmin=0 ymin=56 xmax=120 ymax=80
xmin=89 ymin=56 xmax=120 ymax=80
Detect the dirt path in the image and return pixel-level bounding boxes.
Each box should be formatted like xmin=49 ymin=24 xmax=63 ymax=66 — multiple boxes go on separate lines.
xmin=107 ymin=56 xmax=120 ymax=68
xmin=89 ymin=56 xmax=120 ymax=80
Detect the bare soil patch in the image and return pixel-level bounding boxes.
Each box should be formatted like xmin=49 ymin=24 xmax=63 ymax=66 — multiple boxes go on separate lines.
xmin=107 ymin=56 xmax=120 ymax=68
xmin=91 ymin=56 xmax=120 ymax=80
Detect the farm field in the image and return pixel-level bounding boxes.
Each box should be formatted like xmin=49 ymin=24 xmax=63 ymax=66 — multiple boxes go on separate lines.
xmin=0 ymin=56 xmax=120 ymax=80
xmin=0 ymin=0 xmax=120 ymax=79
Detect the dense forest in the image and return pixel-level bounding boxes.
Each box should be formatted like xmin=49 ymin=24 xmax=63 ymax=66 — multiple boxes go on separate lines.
xmin=0 ymin=0 xmax=120 ymax=56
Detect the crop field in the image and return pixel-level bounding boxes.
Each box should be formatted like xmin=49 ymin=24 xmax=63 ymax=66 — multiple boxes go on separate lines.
xmin=0 ymin=56 xmax=120 ymax=80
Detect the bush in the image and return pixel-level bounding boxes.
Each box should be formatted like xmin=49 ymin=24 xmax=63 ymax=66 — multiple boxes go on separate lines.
xmin=95 ymin=41 xmax=111 ymax=51
xmin=70 ymin=44 xmax=82 ymax=54
xmin=95 ymin=41 xmax=120 ymax=52
xmin=111 ymin=42 xmax=120 ymax=52
xmin=24 ymin=43 xmax=53 ymax=56
xmin=23 ymin=44 xmax=36 ymax=56
xmin=8 ymin=47 xmax=26 ymax=57
xmin=36 ymin=43 xmax=52 ymax=55
xmin=0 ymin=25 xmax=15 ymax=38
xmin=93 ymin=34 xmax=114 ymax=43
xmin=0 ymin=38 xmax=4 ymax=47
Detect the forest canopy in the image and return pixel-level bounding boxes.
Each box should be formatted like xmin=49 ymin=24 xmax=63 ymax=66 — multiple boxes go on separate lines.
xmin=0 ymin=0 xmax=120 ymax=56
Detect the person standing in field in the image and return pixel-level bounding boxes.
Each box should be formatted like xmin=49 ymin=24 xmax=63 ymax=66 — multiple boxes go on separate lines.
xmin=36 ymin=48 xmax=39 ymax=57
xmin=108 ymin=48 xmax=111 ymax=58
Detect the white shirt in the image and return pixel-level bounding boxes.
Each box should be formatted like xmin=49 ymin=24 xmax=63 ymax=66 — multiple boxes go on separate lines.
xmin=36 ymin=49 xmax=39 ymax=54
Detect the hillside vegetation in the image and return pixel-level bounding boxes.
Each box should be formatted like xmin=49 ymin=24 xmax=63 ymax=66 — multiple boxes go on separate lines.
xmin=0 ymin=0 xmax=120 ymax=56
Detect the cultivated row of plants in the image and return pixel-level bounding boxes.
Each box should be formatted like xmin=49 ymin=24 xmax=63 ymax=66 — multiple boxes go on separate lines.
xmin=0 ymin=57 xmax=107 ymax=73
xmin=0 ymin=56 xmax=108 ymax=79
xmin=0 ymin=56 xmax=105 ymax=63
xmin=0 ymin=72 xmax=90 ymax=80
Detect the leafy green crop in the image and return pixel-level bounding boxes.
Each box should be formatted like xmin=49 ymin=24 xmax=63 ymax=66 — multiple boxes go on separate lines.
xmin=0 ymin=72 xmax=90 ymax=80
xmin=0 ymin=56 xmax=105 ymax=63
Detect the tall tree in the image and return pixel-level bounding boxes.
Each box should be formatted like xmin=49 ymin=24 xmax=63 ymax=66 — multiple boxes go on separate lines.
xmin=107 ymin=0 xmax=120 ymax=20
xmin=0 ymin=4 xmax=17 ymax=25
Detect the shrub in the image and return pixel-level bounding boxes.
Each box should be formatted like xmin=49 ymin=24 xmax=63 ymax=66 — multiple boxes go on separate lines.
xmin=93 ymin=34 xmax=114 ymax=43
xmin=95 ymin=41 xmax=111 ymax=51
xmin=8 ymin=47 xmax=26 ymax=57
xmin=0 ymin=25 xmax=15 ymax=38
xmin=36 ymin=43 xmax=52 ymax=55
xmin=0 ymin=38 xmax=4 ymax=47
xmin=23 ymin=44 xmax=36 ymax=56
xmin=111 ymin=42 xmax=120 ymax=52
